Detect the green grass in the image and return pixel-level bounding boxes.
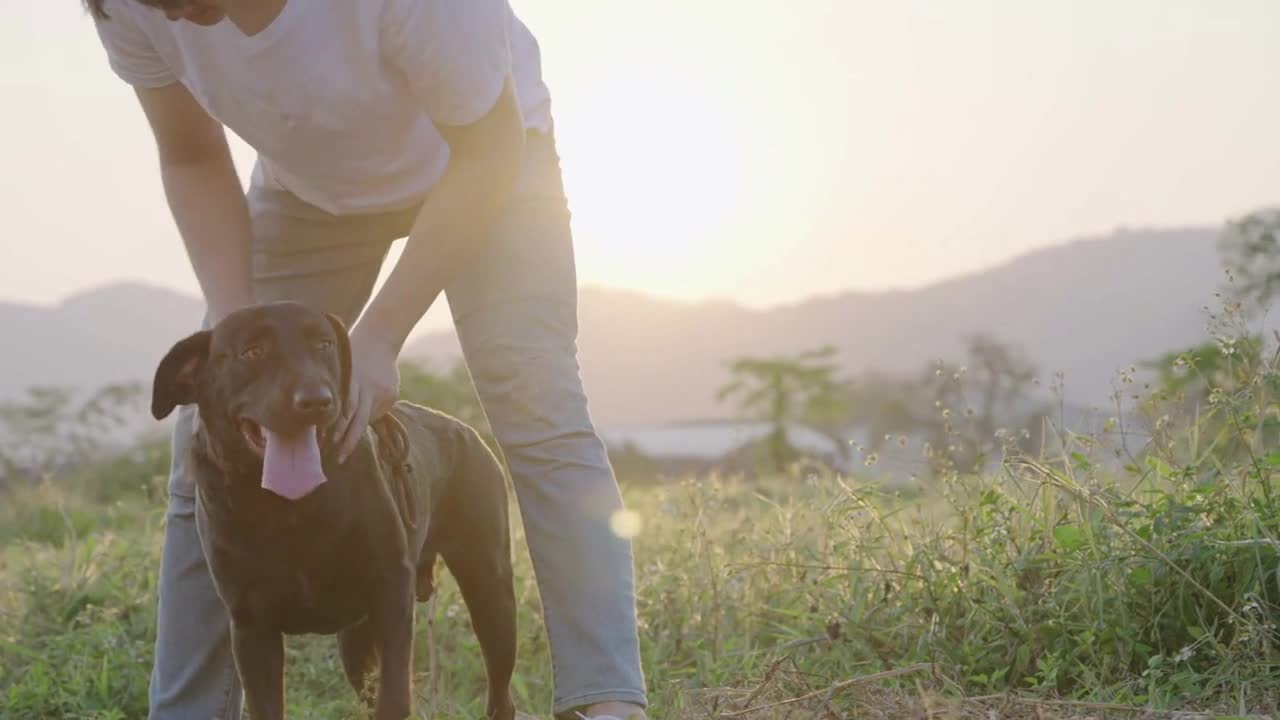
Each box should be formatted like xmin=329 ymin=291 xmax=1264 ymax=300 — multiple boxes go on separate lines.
xmin=3 ymin=445 xmax=1279 ymax=718
xmin=4 ymin=315 xmax=1280 ymax=718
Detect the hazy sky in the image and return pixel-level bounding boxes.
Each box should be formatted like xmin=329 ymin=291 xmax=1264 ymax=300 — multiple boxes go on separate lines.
xmin=3 ymin=0 xmax=1278 ymax=334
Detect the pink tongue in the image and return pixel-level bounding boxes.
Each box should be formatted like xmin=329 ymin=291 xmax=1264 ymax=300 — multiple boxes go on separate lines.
xmin=260 ymin=426 xmax=327 ymax=500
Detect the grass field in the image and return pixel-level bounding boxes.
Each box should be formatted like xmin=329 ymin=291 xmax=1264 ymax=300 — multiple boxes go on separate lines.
xmin=3 ymin=434 xmax=1279 ymax=718
xmin=4 ymin=322 xmax=1280 ymax=718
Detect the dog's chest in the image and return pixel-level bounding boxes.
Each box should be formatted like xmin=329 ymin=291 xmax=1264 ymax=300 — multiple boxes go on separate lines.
xmin=251 ymin=559 xmax=372 ymax=635
xmin=211 ymin=520 xmax=376 ymax=635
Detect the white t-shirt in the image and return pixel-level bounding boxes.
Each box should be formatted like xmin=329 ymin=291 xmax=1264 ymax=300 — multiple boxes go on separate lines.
xmin=92 ymin=0 xmax=553 ymax=215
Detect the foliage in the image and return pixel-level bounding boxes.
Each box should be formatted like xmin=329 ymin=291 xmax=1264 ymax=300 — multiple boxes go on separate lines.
xmin=0 ymin=383 xmax=146 ymax=486
xmin=1217 ymin=207 xmax=1280 ymax=314
xmin=4 ymin=327 xmax=1280 ymax=717
xmin=843 ymin=335 xmax=1048 ymax=478
xmin=398 ymin=360 xmax=487 ymax=432
xmin=715 ymin=346 xmax=852 ymax=472
xmin=397 ymin=358 xmax=499 ymax=459
xmin=1135 ymin=273 xmax=1280 ymax=486
xmin=6 ymin=246 xmax=1280 ymax=716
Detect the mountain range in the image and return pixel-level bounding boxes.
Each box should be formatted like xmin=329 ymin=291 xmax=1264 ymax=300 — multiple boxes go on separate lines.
xmin=0 ymin=225 xmax=1242 ymax=430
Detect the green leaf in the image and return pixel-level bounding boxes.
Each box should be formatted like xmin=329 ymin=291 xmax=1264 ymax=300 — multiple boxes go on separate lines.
xmin=1146 ymin=455 xmax=1174 ymax=476
xmin=1129 ymin=566 xmax=1152 ymax=588
xmin=98 ymin=654 xmax=111 ymax=705
xmin=1071 ymin=452 xmax=1093 ymax=471
xmin=1264 ymin=371 xmax=1280 ymax=395
xmin=1053 ymin=525 xmax=1087 ymax=551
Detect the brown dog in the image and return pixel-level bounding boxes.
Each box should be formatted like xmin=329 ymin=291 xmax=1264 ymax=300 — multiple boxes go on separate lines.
xmin=151 ymin=300 xmax=517 ymax=720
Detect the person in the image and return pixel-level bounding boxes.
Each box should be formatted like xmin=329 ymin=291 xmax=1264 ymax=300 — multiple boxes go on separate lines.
xmin=84 ymin=0 xmax=649 ymax=718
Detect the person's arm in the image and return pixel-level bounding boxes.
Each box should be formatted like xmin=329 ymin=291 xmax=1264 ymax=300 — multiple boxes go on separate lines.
xmin=134 ymin=82 xmax=255 ymax=323
xmin=332 ymin=0 xmax=524 ymax=459
xmin=355 ymin=77 xmax=525 ymax=351
xmin=333 ymin=75 xmax=525 ymax=459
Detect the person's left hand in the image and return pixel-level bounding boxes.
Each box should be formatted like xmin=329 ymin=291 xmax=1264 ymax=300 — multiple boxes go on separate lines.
xmin=332 ymin=325 xmax=401 ymax=463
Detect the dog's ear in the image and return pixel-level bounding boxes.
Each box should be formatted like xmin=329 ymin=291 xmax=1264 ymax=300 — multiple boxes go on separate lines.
xmin=323 ymin=312 xmax=353 ymax=408
xmin=151 ymin=330 xmax=212 ymax=420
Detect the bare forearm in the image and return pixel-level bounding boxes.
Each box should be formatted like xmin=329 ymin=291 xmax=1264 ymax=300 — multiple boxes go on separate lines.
xmin=358 ymin=150 xmax=519 ymax=350
xmin=159 ymin=149 xmax=255 ymax=323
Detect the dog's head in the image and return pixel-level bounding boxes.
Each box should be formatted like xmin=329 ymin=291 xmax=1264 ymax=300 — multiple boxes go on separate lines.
xmin=151 ymin=301 xmax=352 ymax=501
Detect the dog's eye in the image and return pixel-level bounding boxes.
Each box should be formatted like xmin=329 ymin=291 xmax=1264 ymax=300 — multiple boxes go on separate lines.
xmin=239 ymin=346 xmax=264 ymax=361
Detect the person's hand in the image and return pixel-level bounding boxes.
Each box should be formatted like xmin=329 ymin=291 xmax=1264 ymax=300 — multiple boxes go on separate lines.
xmin=332 ymin=325 xmax=402 ymax=463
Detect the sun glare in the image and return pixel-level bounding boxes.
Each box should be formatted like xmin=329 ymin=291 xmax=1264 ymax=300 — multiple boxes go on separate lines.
xmin=554 ymin=61 xmax=751 ymax=297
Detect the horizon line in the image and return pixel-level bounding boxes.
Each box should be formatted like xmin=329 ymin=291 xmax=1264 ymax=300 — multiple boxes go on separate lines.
xmin=0 ymin=219 xmax=1225 ymax=312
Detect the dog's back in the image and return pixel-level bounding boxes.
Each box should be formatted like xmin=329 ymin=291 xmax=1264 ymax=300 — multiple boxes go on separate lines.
xmin=375 ymin=401 xmax=505 ymax=526
xmin=374 ymin=400 xmax=518 ymax=716
xmin=366 ymin=401 xmax=510 ymax=595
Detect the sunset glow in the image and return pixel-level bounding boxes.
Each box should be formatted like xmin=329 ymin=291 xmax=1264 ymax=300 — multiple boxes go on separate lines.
xmin=2 ymin=0 xmax=1279 ymax=333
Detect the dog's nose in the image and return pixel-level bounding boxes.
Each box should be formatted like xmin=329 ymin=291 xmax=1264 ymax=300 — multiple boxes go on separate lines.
xmin=292 ymin=386 xmax=334 ymax=415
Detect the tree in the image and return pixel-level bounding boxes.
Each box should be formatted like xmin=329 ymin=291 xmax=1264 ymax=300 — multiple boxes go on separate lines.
xmin=1143 ymin=336 xmax=1263 ymax=411
xmin=1140 ymin=335 xmax=1270 ymax=466
xmin=1218 ymin=208 xmax=1280 ymax=314
xmin=964 ymin=334 xmax=1039 ymax=442
xmin=846 ymin=371 xmax=920 ymax=453
xmin=914 ymin=335 xmax=1045 ymax=474
xmin=839 ymin=336 xmax=1045 ymax=478
xmin=0 ymin=382 xmax=145 ymax=484
xmin=715 ymin=346 xmax=851 ymax=473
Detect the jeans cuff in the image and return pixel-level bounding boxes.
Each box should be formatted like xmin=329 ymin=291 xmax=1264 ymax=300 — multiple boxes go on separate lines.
xmin=553 ymin=689 xmax=649 ymax=718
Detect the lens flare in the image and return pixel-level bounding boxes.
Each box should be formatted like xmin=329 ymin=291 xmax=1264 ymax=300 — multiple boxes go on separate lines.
xmin=609 ymin=509 xmax=643 ymax=539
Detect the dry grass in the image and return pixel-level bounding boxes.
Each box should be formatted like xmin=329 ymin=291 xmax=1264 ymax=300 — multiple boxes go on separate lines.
xmin=679 ymin=662 xmax=1272 ymax=720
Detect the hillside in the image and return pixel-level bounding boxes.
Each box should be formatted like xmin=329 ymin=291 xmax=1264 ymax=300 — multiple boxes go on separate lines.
xmin=0 ymin=283 xmax=203 ymax=400
xmin=0 ymin=226 xmax=1240 ymax=427
xmin=409 ymin=226 xmax=1234 ymax=424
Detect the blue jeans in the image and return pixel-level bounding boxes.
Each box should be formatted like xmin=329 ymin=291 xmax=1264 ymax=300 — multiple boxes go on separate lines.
xmin=148 ymin=129 xmax=647 ymax=718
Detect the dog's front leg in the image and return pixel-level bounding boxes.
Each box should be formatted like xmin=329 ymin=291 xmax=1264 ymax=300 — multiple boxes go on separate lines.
xmin=372 ymin=563 xmax=416 ymax=720
xmin=231 ymin=620 xmax=286 ymax=720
